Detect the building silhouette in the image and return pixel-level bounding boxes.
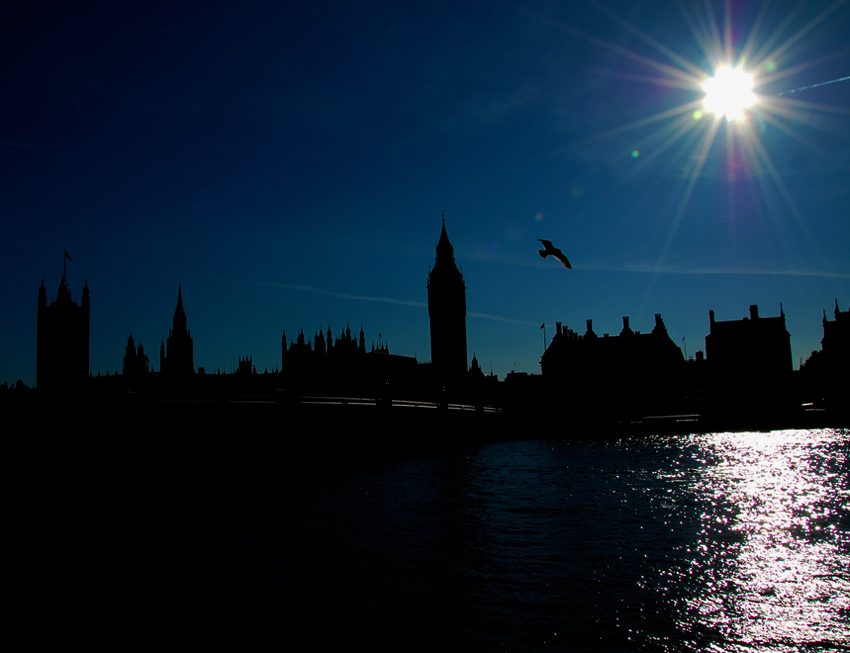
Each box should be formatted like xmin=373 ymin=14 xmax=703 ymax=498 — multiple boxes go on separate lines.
xmin=25 ymin=232 xmax=843 ymax=427
xmin=820 ymin=299 xmax=849 ymax=363
xmin=278 ymin=322 xmax=416 ymax=394
xmin=123 ymin=333 xmax=149 ymax=377
xmin=705 ymin=304 xmax=792 ymax=379
xmin=160 ymin=285 xmax=194 ymax=376
xmin=540 ymin=313 xmax=684 ymax=416
xmin=37 ymin=273 xmax=90 ymax=392
xmin=427 ymin=214 xmax=468 ymax=383
xmin=704 ymin=304 xmax=792 ymax=417
xmin=800 ymin=299 xmax=849 ymax=414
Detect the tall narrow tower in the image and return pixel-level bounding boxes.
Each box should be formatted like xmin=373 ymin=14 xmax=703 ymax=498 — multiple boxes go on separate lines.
xmin=427 ymin=213 xmax=467 ymax=381
xmin=36 ymin=273 xmax=90 ymax=391
xmin=161 ymin=284 xmax=194 ymax=376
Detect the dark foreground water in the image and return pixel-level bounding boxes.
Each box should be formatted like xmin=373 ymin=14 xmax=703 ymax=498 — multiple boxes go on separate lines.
xmin=16 ymin=427 xmax=849 ymax=650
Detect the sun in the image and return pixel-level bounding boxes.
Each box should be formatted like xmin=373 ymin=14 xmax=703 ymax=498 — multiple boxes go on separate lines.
xmin=546 ymin=0 xmax=850 ymax=283
xmin=702 ymin=65 xmax=757 ymax=122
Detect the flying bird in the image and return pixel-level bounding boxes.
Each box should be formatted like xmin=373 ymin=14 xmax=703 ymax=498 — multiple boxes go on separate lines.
xmin=537 ymin=239 xmax=571 ymax=269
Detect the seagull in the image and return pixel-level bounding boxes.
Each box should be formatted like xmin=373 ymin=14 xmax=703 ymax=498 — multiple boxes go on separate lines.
xmin=537 ymin=239 xmax=571 ymax=268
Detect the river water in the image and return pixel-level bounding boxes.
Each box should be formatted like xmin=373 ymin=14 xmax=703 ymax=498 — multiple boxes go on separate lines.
xmin=139 ymin=428 xmax=846 ymax=650
xmin=20 ymin=427 xmax=847 ymax=650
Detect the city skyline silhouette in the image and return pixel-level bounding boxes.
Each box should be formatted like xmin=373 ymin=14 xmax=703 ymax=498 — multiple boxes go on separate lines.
xmin=19 ymin=217 xmax=848 ymax=430
xmin=1 ymin=1 xmax=848 ymax=387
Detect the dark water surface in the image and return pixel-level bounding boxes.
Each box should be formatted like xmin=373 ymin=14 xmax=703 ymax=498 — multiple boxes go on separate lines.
xmin=17 ymin=428 xmax=849 ymax=650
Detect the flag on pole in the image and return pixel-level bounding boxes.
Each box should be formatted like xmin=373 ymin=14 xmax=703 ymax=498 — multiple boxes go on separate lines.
xmin=64 ymin=249 xmax=71 ymax=260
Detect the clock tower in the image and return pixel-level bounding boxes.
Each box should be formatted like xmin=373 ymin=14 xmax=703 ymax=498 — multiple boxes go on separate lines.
xmin=427 ymin=214 xmax=468 ymax=382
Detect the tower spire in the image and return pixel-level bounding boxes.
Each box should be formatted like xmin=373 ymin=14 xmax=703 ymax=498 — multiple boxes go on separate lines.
xmin=162 ymin=284 xmax=194 ymax=376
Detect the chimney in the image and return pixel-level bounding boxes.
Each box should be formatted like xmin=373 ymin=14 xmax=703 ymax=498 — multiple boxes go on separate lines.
xmin=749 ymin=304 xmax=759 ymax=320
xmin=709 ymin=309 xmax=715 ymax=327
xmin=556 ymin=322 xmax=562 ymax=335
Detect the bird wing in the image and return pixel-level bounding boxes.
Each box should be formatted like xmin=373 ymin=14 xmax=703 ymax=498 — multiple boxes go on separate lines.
xmin=555 ymin=252 xmax=571 ymax=268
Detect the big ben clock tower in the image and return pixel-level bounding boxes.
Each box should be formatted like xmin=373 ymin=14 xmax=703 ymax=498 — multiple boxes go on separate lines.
xmin=427 ymin=213 xmax=468 ymax=382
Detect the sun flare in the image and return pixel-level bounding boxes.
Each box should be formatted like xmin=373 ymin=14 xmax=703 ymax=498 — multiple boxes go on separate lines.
xmin=702 ymin=65 xmax=757 ymax=122
xmin=553 ymin=0 xmax=850 ymax=280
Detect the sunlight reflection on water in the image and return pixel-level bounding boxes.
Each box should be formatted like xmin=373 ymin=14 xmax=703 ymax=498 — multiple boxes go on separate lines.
xmin=170 ymin=428 xmax=849 ymax=650
xmin=682 ymin=430 xmax=849 ymax=650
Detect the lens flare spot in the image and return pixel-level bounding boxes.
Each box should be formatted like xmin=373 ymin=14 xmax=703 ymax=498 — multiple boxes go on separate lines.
xmin=570 ymin=185 xmax=584 ymax=199
xmin=534 ymin=212 xmax=544 ymax=222
xmin=702 ymin=65 xmax=757 ymax=122
xmin=631 ymin=149 xmax=640 ymax=158
xmin=692 ymin=109 xmax=703 ymax=120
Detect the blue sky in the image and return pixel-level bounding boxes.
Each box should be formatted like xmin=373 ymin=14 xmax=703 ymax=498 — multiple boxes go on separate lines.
xmin=2 ymin=0 xmax=848 ymax=386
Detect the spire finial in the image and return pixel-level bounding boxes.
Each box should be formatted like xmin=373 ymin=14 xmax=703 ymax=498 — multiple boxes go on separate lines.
xmin=62 ymin=248 xmax=71 ymax=281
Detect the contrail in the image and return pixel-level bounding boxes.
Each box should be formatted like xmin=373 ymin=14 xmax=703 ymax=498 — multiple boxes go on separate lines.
xmin=774 ymin=75 xmax=850 ymax=96
xmin=1 ymin=140 xmax=35 ymax=148
xmin=260 ymin=281 xmax=532 ymax=324
xmin=263 ymin=281 xmax=425 ymax=307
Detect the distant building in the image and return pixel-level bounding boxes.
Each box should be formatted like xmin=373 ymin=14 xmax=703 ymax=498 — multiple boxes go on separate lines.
xmin=541 ymin=314 xmax=684 ymax=413
xmin=427 ymin=214 xmax=468 ymax=382
xmin=37 ymin=274 xmax=90 ymax=392
xmin=821 ymin=299 xmax=849 ymax=364
xmin=123 ymin=333 xmax=149 ymax=377
xmin=704 ymin=304 xmax=793 ymax=416
xmin=160 ymin=285 xmax=194 ymax=376
xmin=705 ymin=304 xmax=792 ymax=379
xmin=800 ymin=299 xmax=849 ymax=413
xmin=281 ymin=328 xmax=314 ymax=373
xmin=236 ymin=356 xmax=255 ymax=375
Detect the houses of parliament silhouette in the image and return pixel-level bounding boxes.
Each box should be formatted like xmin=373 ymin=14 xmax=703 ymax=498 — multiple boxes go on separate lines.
xmin=18 ymin=218 xmax=850 ymax=425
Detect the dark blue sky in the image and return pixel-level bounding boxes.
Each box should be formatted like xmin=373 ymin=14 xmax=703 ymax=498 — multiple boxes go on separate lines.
xmin=2 ymin=0 xmax=848 ymax=385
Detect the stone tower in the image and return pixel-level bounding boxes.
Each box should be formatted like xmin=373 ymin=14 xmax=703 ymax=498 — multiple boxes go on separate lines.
xmin=160 ymin=285 xmax=194 ymax=376
xmin=427 ymin=214 xmax=467 ymax=381
xmin=37 ymin=272 xmax=90 ymax=391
